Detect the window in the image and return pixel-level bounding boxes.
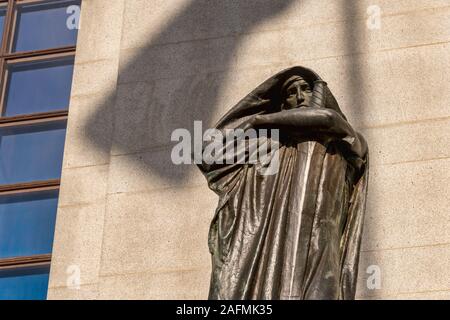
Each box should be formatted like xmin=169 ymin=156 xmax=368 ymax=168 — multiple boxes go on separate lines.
xmin=0 ymin=265 xmax=51 ymax=300
xmin=0 ymin=190 xmax=59 ymax=258
xmin=4 ymin=55 xmax=75 ymax=116
xmin=0 ymin=0 xmax=80 ymax=300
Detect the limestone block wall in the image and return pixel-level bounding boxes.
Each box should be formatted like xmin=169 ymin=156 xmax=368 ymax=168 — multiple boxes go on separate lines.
xmin=48 ymin=0 xmax=450 ymax=299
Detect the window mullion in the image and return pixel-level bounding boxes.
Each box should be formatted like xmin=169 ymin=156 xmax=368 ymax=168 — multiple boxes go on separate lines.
xmin=1 ymin=0 xmax=15 ymax=55
xmin=0 ymin=109 xmax=68 ymax=127
xmin=0 ymin=57 xmax=4 ymax=115
xmin=0 ymin=179 xmax=60 ymax=195
xmin=0 ymin=254 xmax=52 ymax=271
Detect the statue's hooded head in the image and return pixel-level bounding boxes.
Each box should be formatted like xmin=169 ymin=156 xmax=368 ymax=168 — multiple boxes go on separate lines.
xmin=280 ymin=75 xmax=313 ymax=110
xmin=215 ymin=66 xmax=346 ymax=129
xmin=278 ymin=67 xmax=346 ymax=120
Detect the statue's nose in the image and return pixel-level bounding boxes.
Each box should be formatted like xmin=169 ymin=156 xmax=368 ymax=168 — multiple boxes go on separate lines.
xmin=296 ymin=89 xmax=305 ymax=105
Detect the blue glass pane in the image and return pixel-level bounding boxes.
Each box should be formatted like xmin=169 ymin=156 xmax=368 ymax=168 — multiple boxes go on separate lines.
xmin=0 ymin=265 xmax=49 ymax=300
xmin=4 ymin=57 xmax=74 ymax=117
xmin=0 ymin=121 xmax=67 ymax=184
xmin=0 ymin=6 xmax=6 ymax=45
xmin=0 ymin=190 xmax=59 ymax=259
xmin=13 ymin=0 xmax=81 ymax=52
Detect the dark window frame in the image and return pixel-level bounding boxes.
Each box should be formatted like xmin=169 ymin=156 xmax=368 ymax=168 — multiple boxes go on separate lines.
xmin=0 ymin=0 xmax=78 ymax=276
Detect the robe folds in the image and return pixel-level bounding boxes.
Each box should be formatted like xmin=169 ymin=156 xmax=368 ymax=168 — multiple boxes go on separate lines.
xmin=198 ymin=66 xmax=369 ymax=300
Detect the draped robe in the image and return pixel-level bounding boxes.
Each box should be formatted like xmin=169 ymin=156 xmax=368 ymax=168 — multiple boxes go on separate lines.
xmin=198 ymin=66 xmax=369 ymax=300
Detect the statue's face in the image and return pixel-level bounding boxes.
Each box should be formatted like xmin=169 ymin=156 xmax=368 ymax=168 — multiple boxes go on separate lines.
xmin=282 ymin=77 xmax=313 ymax=110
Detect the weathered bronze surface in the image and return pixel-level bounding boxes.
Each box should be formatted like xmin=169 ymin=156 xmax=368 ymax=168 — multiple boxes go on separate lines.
xmin=197 ymin=66 xmax=369 ymax=300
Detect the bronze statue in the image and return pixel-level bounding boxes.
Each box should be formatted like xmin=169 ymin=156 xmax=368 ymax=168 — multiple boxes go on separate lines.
xmin=197 ymin=66 xmax=369 ymax=300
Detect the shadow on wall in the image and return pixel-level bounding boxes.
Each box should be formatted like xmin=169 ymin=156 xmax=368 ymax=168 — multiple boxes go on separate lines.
xmin=341 ymin=0 xmax=371 ymax=298
xmin=84 ymin=0 xmax=299 ymax=185
xmin=342 ymin=0 xmax=368 ymax=122
xmin=84 ymin=0 xmax=370 ymax=186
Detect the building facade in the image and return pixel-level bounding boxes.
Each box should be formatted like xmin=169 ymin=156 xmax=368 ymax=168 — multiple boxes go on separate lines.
xmin=1 ymin=0 xmax=449 ymax=300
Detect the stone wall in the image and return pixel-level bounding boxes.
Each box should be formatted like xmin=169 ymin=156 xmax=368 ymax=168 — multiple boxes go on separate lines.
xmin=48 ymin=0 xmax=450 ymax=299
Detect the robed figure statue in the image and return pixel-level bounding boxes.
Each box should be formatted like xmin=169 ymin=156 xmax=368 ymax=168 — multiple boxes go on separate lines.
xmin=197 ymin=66 xmax=369 ymax=300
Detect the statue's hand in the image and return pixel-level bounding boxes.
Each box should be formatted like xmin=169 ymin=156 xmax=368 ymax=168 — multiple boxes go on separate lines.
xmin=238 ymin=115 xmax=259 ymax=131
